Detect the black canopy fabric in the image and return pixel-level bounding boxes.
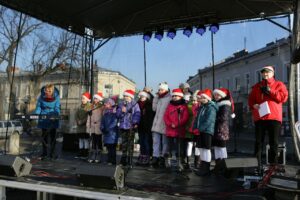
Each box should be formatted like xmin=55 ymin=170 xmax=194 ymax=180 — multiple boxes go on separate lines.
xmin=0 ymin=0 xmax=294 ymax=38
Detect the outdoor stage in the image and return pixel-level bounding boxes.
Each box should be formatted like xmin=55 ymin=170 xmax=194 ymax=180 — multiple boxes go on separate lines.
xmin=0 ymin=153 xmax=284 ymax=200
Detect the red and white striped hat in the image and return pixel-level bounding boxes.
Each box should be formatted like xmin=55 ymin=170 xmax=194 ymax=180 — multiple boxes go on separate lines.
xmin=82 ymin=92 xmax=91 ymax=102
xmin=197 ymin=89 xmax=212 ymax=101
xmin=171 ymin=88 xmax=184 ymax=97
xmin=261 ymin=66 xmax=274 ymax=73
xmin=213 ymin=88 xmax=229 ymax=98
xmin=123 ymin=89 xmax=135 ymax=99
xmin=93 ymin=91 xmax=104 ymax=101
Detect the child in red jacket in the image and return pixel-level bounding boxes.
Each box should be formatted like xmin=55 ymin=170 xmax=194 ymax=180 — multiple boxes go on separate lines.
xmin=164 ymin=88 xmax=189 ymax=171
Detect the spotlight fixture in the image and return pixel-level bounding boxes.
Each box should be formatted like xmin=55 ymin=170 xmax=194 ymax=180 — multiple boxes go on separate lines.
xmin=183 ymin=26 xmax=193 ymax=37
xmin=196 ymin=25 xmax=206 ymax=36
xmin=167 ymin=28 xmax=176 ymax=39
xmin=143 ymin=31 xmax=152 ymax=42
xmin=154 ymin=30 xmax=164 ymax=41
xmin=209 ymin=23 xmax=219 ymax=34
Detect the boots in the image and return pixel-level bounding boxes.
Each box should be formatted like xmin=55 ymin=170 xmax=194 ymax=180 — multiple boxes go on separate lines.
xmin=165 ymin=157 xmax=172 ymax=169
xmin=136 ymin=155 xmax=143 ymax=165
xmin=120 ymin=155 xmax=127 ymax=166
xmin=94 ymin=150 xmax=101 ymax=163
xmin=151 ymin=157 xmax=159 ymax=168
xmin=195 ymin=161 xmax=211 ymax=176
xmin=158 ymin=157 xmax=165 ymax=168
xmin=177 ymin=157 xmax=184 ymax=172
xmin=194 ymin=155 xmax=201 ymax=169
xmin=212 ymin=159 xmax=226 ymax=175
xmin=88 ymin=150 xmax=95 ymax=163
xmin=142 ymin=155 xmax=150 ymax=166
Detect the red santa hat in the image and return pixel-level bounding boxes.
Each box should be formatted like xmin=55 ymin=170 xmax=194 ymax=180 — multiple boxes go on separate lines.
xmin=82 ymin=92 xmax=91 ymax=102
xmin=261 ymin=66 xmax=274 ymax=73
xmin=213 ymin=88 xmax=235 ymax=118
xmin=171 ymin=88 xmax=184 ymax=97
xmin=138 ymin=91 xmax=150 ymax=99
xmin=123 ymin=89 xmax=135 ymax=99
xmin=197 ymin=89 xmax=212 ymax=101
xmin=93 ymin=91 xmax=104 ymax=101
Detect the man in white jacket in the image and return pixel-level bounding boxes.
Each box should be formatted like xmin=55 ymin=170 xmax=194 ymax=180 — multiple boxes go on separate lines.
xmin=151 ymin=82 xmax=172 ymax=167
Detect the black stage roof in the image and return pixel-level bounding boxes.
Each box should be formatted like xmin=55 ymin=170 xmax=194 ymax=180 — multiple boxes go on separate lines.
xmin=0 ymin=0 xmax=294 ymax=38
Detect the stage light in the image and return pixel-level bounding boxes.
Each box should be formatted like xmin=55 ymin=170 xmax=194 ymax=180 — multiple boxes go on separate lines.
xmin=183 ymin=26 xmax=193 ymax=37
xmin=143 ymin=31 xmax=152 ymax=42
xmin=167 ymin=28 xmax=176 ymax=39
xmin=154 ymin=30 xmax=164 ymax=41
xmin=209 ymin=23 xmax=219 ymax=34
xmin=196 ymin=25 xmax=206 ymax=36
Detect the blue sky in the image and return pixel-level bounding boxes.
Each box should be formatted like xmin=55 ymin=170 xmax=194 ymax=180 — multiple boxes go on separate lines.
xmin=95 ymin=17 xmax=290 ymax=91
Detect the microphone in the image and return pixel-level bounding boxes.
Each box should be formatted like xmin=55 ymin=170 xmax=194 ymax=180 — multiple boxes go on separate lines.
xmin=177 ymin=108 xmax=181 ymax=114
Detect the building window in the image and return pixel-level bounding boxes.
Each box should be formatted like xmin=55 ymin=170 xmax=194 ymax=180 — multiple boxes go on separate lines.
xmin=283 ymin=63 xmax=290 ymax=83
xmin=245 ymin=73 xmax=250 ymax=94
xmin=226 ymin=79 xmax=230 ymax=89
xmin=256 ymin=70 xmax=261 ymax=83
xmin=234 ymin=76 xmax=241 ymax=91
xmin=217 ymin=80 xmax=222 ymax=88
xmin=61 ymin=85 xmax=68 ymax=99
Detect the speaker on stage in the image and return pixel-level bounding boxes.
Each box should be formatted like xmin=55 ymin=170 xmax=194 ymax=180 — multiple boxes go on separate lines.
xmin=224 ymin=157 xmax=258 ymax=178
xmin=0 ymin=155 xmax=32 ymax=177
xmin=76 ymin=165 xmax=124 ymax=190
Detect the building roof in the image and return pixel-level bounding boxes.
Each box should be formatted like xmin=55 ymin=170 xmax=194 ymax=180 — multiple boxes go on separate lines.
xmin=196 ymin=37 xmax=290 ymax=75
xmin=0 ymin=0 xmax=294 ymax=38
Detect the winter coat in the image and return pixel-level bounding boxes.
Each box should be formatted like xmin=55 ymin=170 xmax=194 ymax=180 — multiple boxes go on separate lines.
xmin=34 ymin=87 xmax=60 ymax=129
xmin=164 ymin=99 xmax=189 ymax=138
xmin=86 ymin=103 xmax=104 ymax=135
xmin=193 ymin=101 xmax=218 ymax=135
xmin=151 ymin=93 xmax=172 ymax=134
xmin=75 ymin=102 xmax=92 ymax=133
xmin=214 ymin=99 xmax=231 ymax=141
xmin=248 ymin=77 xmax=288 ymax=123
xmin=138 ymin=99 xmax=155 ymax=134
xmin=116 ymin=100 xmax=141 ymax=130
xmin=101 ymin=109 xmax=118 ymax=144
xmin=187 ymin=102 xmax=200 ymax=136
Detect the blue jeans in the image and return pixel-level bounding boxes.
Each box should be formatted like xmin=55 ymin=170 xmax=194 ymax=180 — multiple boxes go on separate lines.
xmin=152 ymin=132 xmax=168 ymax=158
xmin=139 ymin=132 xmax=151 ymax=156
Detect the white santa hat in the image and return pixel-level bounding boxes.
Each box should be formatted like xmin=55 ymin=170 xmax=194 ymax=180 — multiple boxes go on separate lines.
xmin=123 ymin=89 xmax=135 ymax=99
xmin=138 ymin=91 xmax=150 ymax=99
xmin=171 ymin=88 xmax=184 ymax=97
xmin=93 ymin=91 xmax=104 ymax=101
xmin=213 ymin=88 xmax=236 ymax=118
xmin=158 ymin=82 xmax=169 ymax=91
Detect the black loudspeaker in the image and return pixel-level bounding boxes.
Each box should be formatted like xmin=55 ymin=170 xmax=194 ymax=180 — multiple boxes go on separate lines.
xmin=224 ymin=157 xmax=258 ymax=178
xmin=62 ymin=133 xmax=78 ymax=152
xmin=0 ymin=155 xmax=32 ymax=177
xmin=76 ymin=165 xmax=124 ymax=190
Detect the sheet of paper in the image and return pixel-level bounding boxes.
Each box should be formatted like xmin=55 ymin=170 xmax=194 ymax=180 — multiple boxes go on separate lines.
xmin=259 ymin=101 xmax=271 ymax=117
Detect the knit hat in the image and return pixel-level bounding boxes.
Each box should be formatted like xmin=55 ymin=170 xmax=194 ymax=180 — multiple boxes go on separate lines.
xmin=104 ymin=98 xmax=115 ymax=106
xmin=143 ymin=86 xmax=152 ymax=93
xmin=158 ymin=82 xmax=168 ymax=91
xmin=171 ymin=88 xmax=184 ymax=97
xmin=179 ymin=82 xmax=190 ymax=89
xmin=93 ymin=91 xmax=104 ymax=101
xmin=213 ymin=88 xmax=235 ymax=118
xmin=138 ymin=91 xmax=150 ymax=99
xmin=123 ymin=89 xmax=135 ymax=99
xmin=82 ymin=92 xmax=91 ymax=102
xmin=261 ymin=66 xmax=274 ymax=73
xmin=197 ymin=89 xmax=212 ymax=101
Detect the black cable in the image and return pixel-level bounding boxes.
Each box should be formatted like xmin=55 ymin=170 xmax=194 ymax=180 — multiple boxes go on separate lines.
xmin=4 ymin=12 xmax=23 ymax=154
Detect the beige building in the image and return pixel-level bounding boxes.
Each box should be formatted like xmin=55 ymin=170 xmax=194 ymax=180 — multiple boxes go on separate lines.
xmin=0 ymin=66 xmax=135 ymax=132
